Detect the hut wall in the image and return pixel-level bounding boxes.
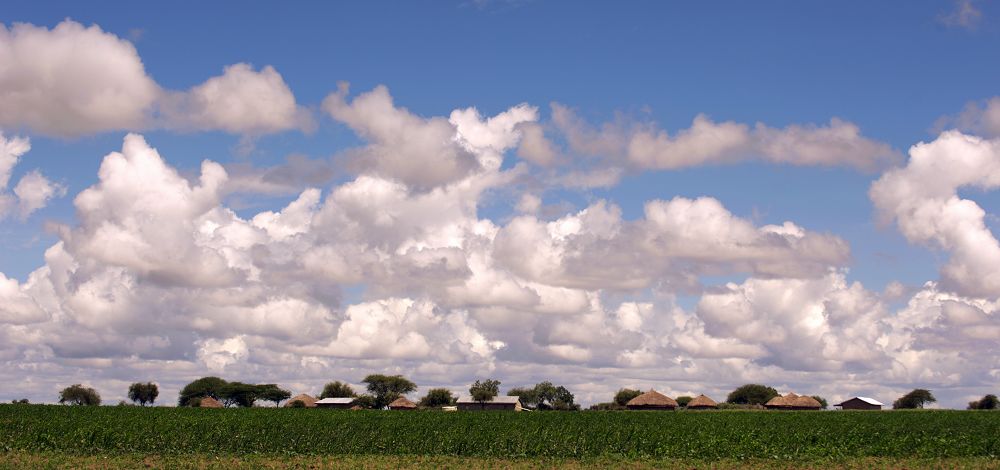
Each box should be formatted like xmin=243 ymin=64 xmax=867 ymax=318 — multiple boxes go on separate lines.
xmin=626 ymin=404 xmax=676 ymax=410
xmin=457 ymin=402 xmax=518 ymax=411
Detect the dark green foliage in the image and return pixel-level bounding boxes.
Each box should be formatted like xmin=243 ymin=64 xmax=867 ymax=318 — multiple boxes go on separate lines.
xmin=178 ymin=377 xmax=228 ymax=406
xmin=812 ymin=396 xmax=828 ymax=410
xmin=418 ymin=388 xmax=455 ymax=408
xmin=58 ymin=384 xmax=100 ymax=406
xmin=469 ymin=379 xmax=500 ymax=403
xmin=256 ymin=384 xmax=291 ymax=407
xmin=11 ymin=399 xmax=29 ymax=404
xmin=2 ymin=406 xmax=1000 ymax=459
xmin=614 ymin=389 xmax=642 ymax=407
xmin=968 ymin=394 xmax=999 ymax=410
xmin=289 ymin=400 xmax=306 ymax=408
xmin=726 ymin=384 xmax=779 ymax=405
xmin=319 ymin=381 xmax=356 ymax=399
xmin=588 ymin=402 xmax=624 ymax=410
xmin=893 ymin=389 xmax=937 ymax=409
xmin=352 ymin=394 xmax=376 ymax=409
xmin=127 ymin=382 xmax=158 ymax=406
xmin=508 ymin=382 xmax=578 ymax=410
xmin=218 ymin=382 xmax=260 ymax=408
xmin=362 ymin=375 xmax=417 ymax=410
xmin=676 ymin=396 xmax=693 ymax=408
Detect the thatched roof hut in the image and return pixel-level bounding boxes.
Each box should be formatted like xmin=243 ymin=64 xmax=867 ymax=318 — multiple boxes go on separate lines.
xmin=283 ymin=393 xmax=317 ymax=408
xmin=766 ymin=392 xmax=821 ymax=410
xmin=686 ymin=394 xmax=718 ymax=409
xmin=626 ymin=389 xmax=678 ymax=410
xmin=388 ymin=396 xmax=417 ymax=410
xmin=198 ymin=396 xmax=223 ymax=408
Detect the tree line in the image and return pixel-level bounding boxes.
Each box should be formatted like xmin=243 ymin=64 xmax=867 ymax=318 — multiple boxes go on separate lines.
xmin=28 ymin=379 xmax=999 ymax=410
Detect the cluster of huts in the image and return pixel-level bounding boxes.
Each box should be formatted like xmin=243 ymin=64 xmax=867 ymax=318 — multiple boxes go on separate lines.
xmin=620 ymin=390 xmax=884 ymax=411
xmin=194 ymin=390 xmax=885 ymax=411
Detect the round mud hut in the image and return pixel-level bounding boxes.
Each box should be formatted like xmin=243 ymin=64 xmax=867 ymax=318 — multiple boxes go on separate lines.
xmin=686 ymin=394 xmax=719 ymax=410
xmin=626 ymin=390 xmax=678 ymax=410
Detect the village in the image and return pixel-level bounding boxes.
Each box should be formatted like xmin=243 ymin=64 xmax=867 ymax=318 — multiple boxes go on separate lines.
xmin=47 ymin=375 xmax=997 ymax=412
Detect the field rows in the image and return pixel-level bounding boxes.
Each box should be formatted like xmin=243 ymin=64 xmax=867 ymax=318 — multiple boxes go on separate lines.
xmin=1 ymin=405 xmax=998 ymax=460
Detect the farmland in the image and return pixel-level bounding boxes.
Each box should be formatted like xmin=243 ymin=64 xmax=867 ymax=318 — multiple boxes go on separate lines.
xmin=1 ymin=405 xmax=999 ymax=468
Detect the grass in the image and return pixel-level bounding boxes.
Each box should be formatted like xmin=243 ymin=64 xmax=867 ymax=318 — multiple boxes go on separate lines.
xmin=2 ymin=452 xmax=999 ymax=469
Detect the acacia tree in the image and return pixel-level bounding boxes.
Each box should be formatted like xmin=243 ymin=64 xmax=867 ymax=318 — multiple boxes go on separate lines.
xmin=219 ymin=382 xmax=260 ymax=408
xmin=362 ymin=374 xmax=417 ymax=409
xmin=59 ymin=384 xmax=101 ymax=406
xmin=127 ymin=382 xmax=159 ymax=406
xmin=256 ymin=384 xmax=291 ymax=407
xmin=726 ymin=384 xmax=779 ymax=405
xmin=178 ymin=377 xmax=228 ymax=406
xmin=893 ymin=389 xmax=936 ymax=409
xmin=470 ymin=379 xmax=500 ymax=405
xmin=676 ymin=396 xmax=693 ymax=408
xmin=319 ymin=381 xmax=356 ymax=399
xmin=508 ymin=382 xmax=578 ymax=410
xmin=418 ymin=388 xmax=456 ymax=408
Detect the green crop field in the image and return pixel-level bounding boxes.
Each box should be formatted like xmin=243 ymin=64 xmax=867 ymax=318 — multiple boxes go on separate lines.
xmin=1 ymin=405 xmax=999 ymax=468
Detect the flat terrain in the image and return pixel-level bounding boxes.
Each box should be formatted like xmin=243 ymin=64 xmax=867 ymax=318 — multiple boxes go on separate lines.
xmin=1 ymin=405 xmax=998 ymax=468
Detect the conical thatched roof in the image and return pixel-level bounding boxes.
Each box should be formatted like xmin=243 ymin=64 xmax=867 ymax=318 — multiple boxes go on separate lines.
xmin=389 ymin=397 xmax=417 ymax=409
xmin=199 ymin=396 xmax=223 ymax=408
xmin=626 ymin=389 xmax=679 ymax=407
xmin=766 ymin=392 xmax=821 ymax=409
xmin=283 ymin=393 xmax=317 ymax=408
xmin=687 ymin=394 xmax=718 ymax=408
xmin=791 ymin=395 xmax=822 ymax=409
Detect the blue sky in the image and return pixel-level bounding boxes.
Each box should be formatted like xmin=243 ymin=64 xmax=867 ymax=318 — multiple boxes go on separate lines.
xmin=1 ymin=1 xmax=1000 ymax=407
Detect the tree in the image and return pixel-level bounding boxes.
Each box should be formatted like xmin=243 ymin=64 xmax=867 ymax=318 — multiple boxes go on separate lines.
xmin=362 ymin=374 xmax=417 ymax=409
xmin=178 ymin=376 xmax=228 ymax=406
xmin=319 ymin=381 xmax=357 ymax=399
xmin=218 ymin=382 xmax=260 ymax=408
xmin=127 ymin=382 xmax=159 ymax=406
xmin=353 ymin=394 xmax=376 ymax=409
xmin=256 ymin=384 xmax=291 ymax=407
xmin=726 ymin=384 xmax=779 ymax=405
xmin=892 ymin=389 xmax=937 ymax=409
xmin=508 ymin=382 xmax=578 ymax=410
xmin=968 ymin=394 xmax=999 ymax=410
xmin=589 ymin=402 xmax=624 ymax=410
xmin=418 ymin=388 xmax=456 ymax=408
xmin=59 ymin=384 xmax=101 ymax=406
xmin=811 ymin=395 xmax=828 ymax=410
xmin=11 ymin=399 xmax=28 ymax=404
xmin=470 ymin=379 xmax=501 ymax=404
xmin=614 ymin=388 xmax=642 ymax=407
xmin=289 ymin=399 xmax=307 ymax=408
xmin=676 ymin=396 xmax=693 ymax=408
xmin=507 ymin=387 xmax=541 ymax=408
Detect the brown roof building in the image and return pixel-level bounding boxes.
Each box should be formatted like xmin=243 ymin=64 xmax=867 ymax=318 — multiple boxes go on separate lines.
xmin=315 ymin=397 xmax=355 ymax=409
xmin=388 ymin=397 xmax=417 ymax=410
xmin=626 ymin=390 xmax=678 ymax=410
xmin=456 ymin=395 xmax=524 ymax=411
xmin=283 ymin=394 xmax=318 ymax=408
xmin=686 ymin=394 xmax=719 ymax=410
xmin=765 ymin=392 xmax=822 ymax=410
xmin=834 ymin=396 xmax=883 ymax=410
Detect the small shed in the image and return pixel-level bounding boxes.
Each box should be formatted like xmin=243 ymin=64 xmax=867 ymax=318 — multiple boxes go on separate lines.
xmin=686 ymin=394 xmax=718 ymax=410
xmin=835 ymin=396 xmax=883 ymax=410
xmin=388 ymin=396 xmax=417 ymax=410
xmin=315 ymin=397 xmax=355 ymax=409
xmin=283 ymin=394 xmax=317 ymax=408
xmin=765 ymin=392 xmax=822 ymax=410
xmin=198 ymin=396 xmax=223 ymax=408
xmin=626 ymin=390 xmax=678 ymax=410
xmin=456 ymin=395 xmax=523 ymax=411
